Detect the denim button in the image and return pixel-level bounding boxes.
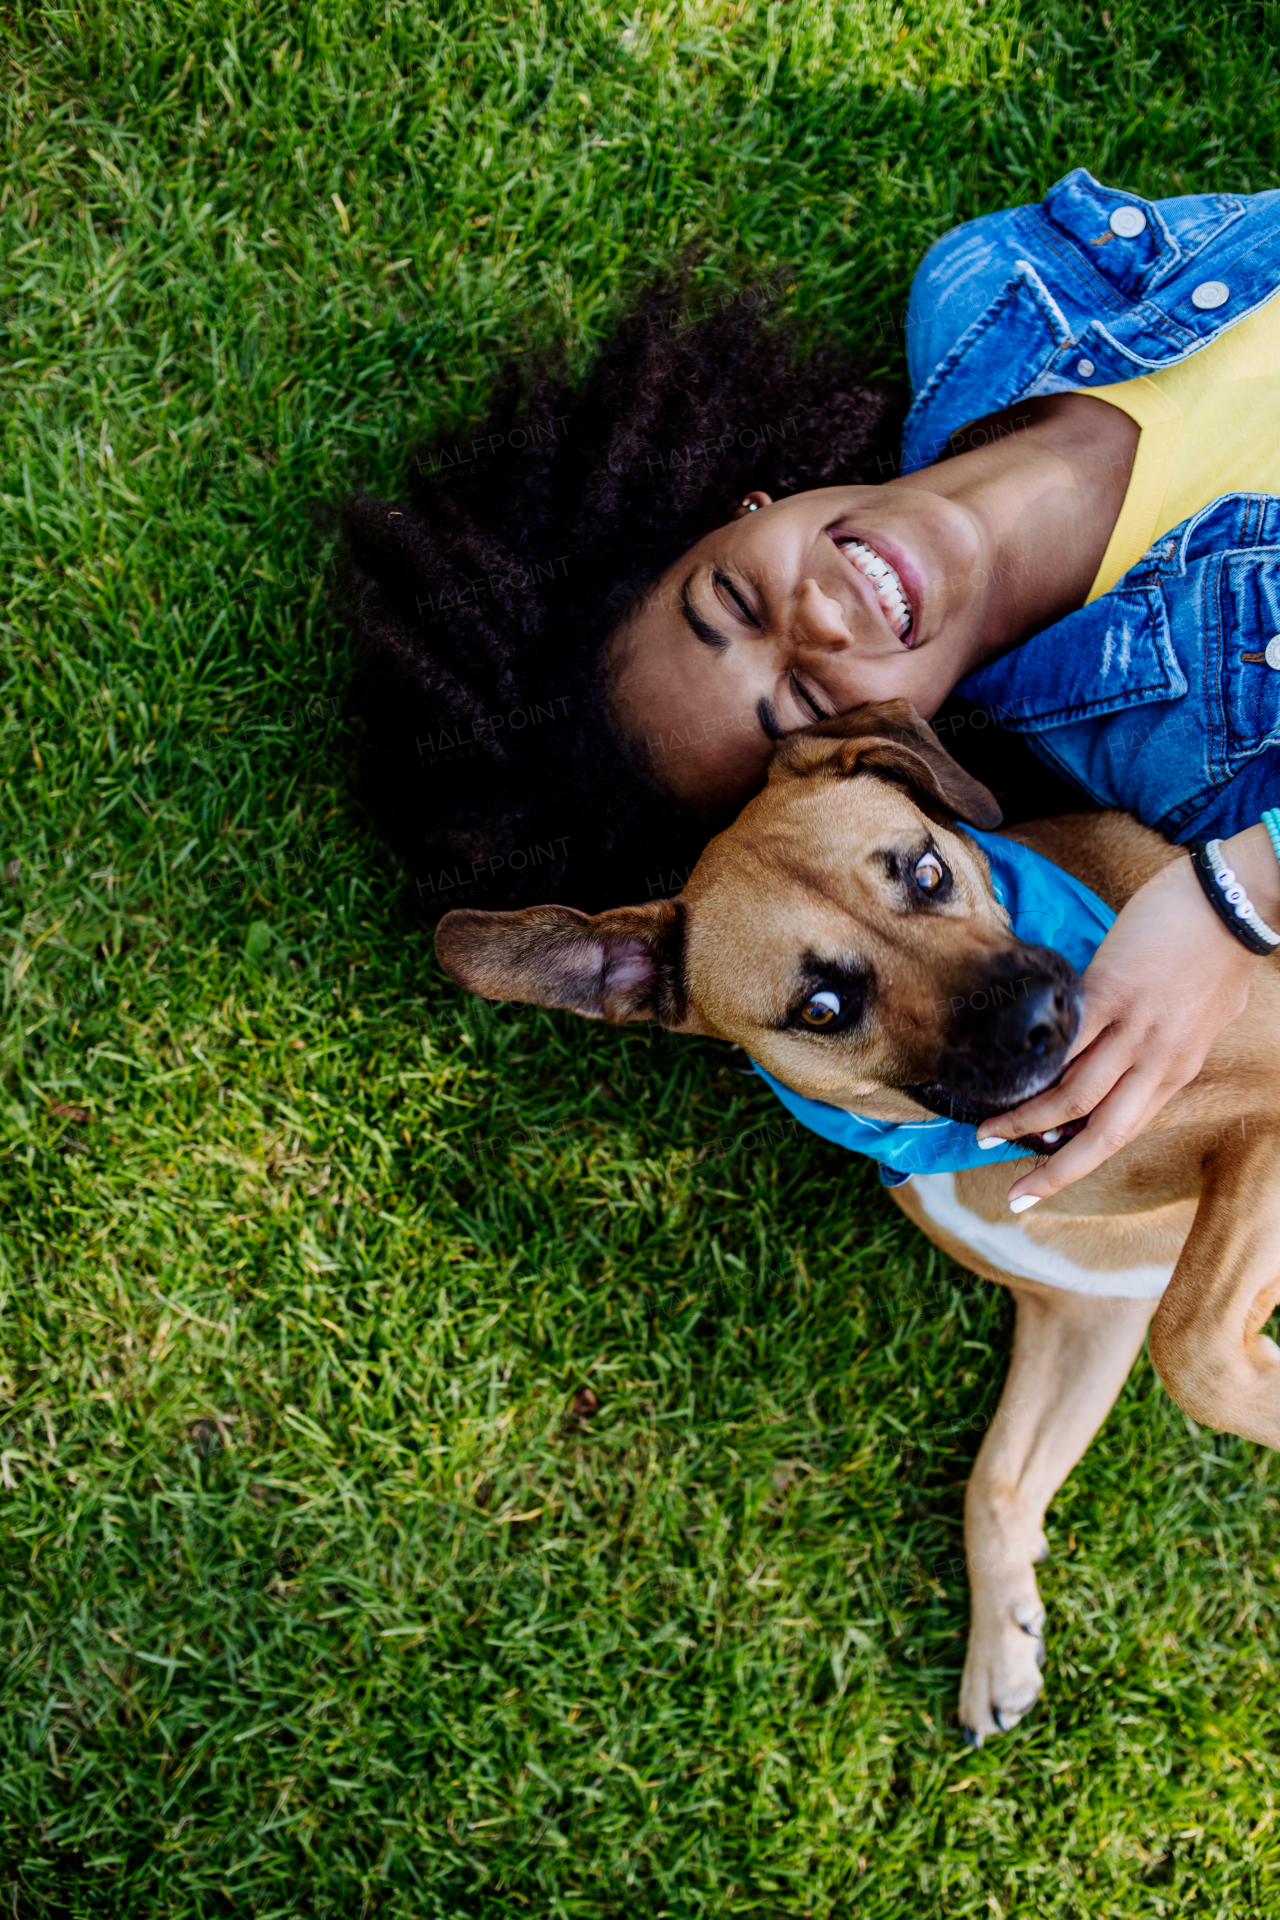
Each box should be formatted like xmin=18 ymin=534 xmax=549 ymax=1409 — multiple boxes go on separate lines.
xmin=1076 ymin=357 xmax=1095 ymax=378
xmin=1265 ymin=635 xmax=1280 ymax=670
xmin=1191 ymin=280 xmax=1230 ymax=310
xmin=1109 ymin=206 xmax=1147 ymax=238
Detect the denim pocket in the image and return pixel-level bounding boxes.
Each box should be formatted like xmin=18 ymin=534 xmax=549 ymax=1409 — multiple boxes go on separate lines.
xmin=1212 ymin=551 xmax=1280 ymax=779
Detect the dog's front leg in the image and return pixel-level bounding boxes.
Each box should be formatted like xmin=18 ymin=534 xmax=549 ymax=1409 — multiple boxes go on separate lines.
xmin=960 ymin=1284 xmax=1155 ymax=1748
xmin=1149 ymin=1127 xmax=1280 ymax=1448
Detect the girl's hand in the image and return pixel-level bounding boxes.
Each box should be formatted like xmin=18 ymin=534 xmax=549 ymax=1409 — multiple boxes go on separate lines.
xmin=976 ymin=826 xmax=1279 ymax=1210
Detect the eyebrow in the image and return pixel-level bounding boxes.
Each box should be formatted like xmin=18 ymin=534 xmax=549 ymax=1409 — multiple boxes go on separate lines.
xmin=680 ymin=572 xmax=728 ymax=649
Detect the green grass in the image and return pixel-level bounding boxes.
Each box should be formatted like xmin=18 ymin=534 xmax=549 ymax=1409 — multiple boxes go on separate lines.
xmin=5 ymin=0 xmax=1280 ymax=1912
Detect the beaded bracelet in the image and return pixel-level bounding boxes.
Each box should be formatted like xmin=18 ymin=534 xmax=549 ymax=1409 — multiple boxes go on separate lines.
xmin=1186 ymin=840 xmax=1280 ymax=957
xmin=1264 ymin=807 xmax=1280 ymax=876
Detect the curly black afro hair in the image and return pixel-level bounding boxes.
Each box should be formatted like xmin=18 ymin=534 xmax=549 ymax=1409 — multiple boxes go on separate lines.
xmin=342 ymin=280 xmax=903 ymax=917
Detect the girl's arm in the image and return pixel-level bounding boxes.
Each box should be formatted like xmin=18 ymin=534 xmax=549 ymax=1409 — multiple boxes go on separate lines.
xmin=975 ymin=821 xmax=1280 ymax=1211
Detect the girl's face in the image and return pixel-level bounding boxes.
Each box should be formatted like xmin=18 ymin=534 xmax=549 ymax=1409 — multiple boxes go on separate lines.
xmin=608 ymin=480 xmax=997 ymax=814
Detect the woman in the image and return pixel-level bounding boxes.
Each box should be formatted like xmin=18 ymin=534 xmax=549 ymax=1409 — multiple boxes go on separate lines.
xmin=346 ymin=169 xmax=1280 ymax=1209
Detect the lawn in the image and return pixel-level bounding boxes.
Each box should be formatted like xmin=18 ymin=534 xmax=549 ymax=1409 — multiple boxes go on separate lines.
xmin=4 ymin=0 xmax=1280 ymax=1913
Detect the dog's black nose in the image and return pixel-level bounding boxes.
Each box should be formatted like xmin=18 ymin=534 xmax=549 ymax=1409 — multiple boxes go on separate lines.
xmin=926 ymin=950 xmax=1084 ymax=1114
xmin=987 ymin=971 xmax=1075 ymax=1059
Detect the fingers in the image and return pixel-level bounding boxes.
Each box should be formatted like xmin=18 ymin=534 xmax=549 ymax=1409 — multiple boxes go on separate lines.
xmin=978 ymin=1012 xmax=1212 ymax=1206
xmin=977 ymin=1026 xmax=1119 ymax=1145
xmin=976 ymin=962 xmax=1150 ymax=1146
xmin=968 ymin=854 xmax=1261 ymax=1207
xmin=1002 ymin=1069 xmax=1160 ymax=1208
xmin=976 ymin=980 xmax=1222 ymax=1183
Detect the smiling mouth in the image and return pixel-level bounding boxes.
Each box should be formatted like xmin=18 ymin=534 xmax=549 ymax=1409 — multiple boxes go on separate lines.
xmin=830 ymin=532 xmax=914 ymax=644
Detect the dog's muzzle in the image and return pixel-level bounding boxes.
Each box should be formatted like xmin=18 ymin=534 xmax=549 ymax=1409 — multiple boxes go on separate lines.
xmin=906 ymin=945 xmax=1084 ymax=1143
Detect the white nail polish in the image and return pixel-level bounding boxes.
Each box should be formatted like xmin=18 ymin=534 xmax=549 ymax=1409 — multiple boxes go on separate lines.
xmin=976 ymin=1135 xmax=1003 ymax=1149
xmin=1009 ymin=1194 xmax=1041 ymax=1214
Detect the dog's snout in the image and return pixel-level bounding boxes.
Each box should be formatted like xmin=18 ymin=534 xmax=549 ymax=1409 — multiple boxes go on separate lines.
xmin=921 ymin=948 xmax=1084 ymax=1117
xmin=987 ymin=972 xmax=1075 ymax=1059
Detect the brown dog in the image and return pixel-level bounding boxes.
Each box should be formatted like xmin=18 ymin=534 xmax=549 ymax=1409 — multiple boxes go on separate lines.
xmin=436 ymin=702 xmax=1280 ymax=1746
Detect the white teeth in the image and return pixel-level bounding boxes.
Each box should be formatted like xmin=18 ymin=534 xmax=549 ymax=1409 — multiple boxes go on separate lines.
xmin=836 ymin=537 xmax=913 ymax=642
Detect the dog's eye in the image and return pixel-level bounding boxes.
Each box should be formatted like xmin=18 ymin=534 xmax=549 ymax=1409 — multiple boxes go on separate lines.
xmin=791 ymin=972 xmax=868 ymax=1036
xmin=914 ymin=850 xmax=946 ymax=893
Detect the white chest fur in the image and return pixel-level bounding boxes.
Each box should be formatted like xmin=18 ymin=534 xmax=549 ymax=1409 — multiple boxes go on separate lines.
xmin=909 ymin=1171 xmax=1175 ymax=1300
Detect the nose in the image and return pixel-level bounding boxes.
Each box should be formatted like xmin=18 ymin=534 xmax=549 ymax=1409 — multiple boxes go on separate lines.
xmin=983 ymin=972 xmax=1075 ymax=1059
xmin=928 ymin=950 xmax=1083 ymax=1114
xmin=791 ymin=577 xmax=852 ymax=653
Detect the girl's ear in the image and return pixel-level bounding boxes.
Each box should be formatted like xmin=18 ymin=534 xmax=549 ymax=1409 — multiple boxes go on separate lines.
xmin=435 ymin=898 xmax=704 ymax=1030
xmin=731 ymin=490 xmax=774 ymax=518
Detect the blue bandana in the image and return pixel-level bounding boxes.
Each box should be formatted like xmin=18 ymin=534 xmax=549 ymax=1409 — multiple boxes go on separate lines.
xmin=751 ymin=828 xmax=1115 ymax=1182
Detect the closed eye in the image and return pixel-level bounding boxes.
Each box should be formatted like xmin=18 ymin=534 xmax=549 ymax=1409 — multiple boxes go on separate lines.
xmin=790 ymin=672 xmax=830 ymax=721
xmin=712 ymin=570 xmax=762 ymax=629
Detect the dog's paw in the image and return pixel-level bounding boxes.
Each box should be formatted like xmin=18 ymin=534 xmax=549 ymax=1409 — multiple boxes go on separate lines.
xmin=958 ymin=1583 xmax=1047 ymax=1749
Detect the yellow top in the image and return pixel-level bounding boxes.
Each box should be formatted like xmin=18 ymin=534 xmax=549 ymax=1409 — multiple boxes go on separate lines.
xmin=1080 ymin=287 xmax=1280 ymax=600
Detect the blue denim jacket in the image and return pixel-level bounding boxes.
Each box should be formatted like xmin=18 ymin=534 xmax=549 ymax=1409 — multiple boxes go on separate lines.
xmin=903 ymin=169 xmax=1280 ymax=842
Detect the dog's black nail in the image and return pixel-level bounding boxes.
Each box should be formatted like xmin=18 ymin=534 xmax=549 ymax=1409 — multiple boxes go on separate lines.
xmin=961 ymin=1725 xmax=982 ymax=1749
xmin=993 ymin=1708 xmax=1016 ymax=1732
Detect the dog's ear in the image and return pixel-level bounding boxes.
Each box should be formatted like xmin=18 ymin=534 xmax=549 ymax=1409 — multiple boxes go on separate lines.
xmin=770 ymin=699 xmax=1003 ymax=829
xmin=435 ymin=898 xmax=701 ymax=1029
